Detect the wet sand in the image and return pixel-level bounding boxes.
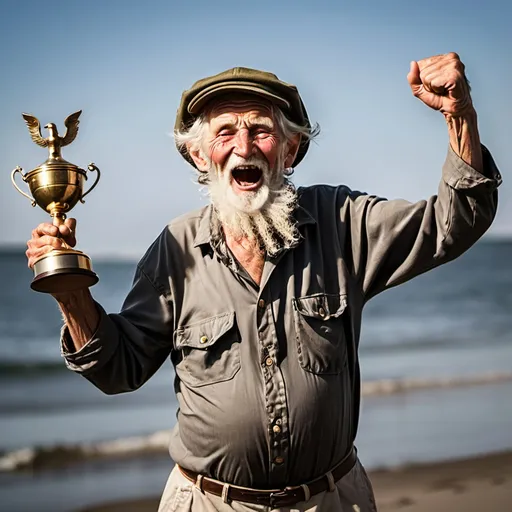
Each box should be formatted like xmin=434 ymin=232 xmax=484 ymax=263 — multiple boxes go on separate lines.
xmin=371 ymin=450 xmax=512 ymax=511
xmin=79 ymin=450 xmax=512 ymax=511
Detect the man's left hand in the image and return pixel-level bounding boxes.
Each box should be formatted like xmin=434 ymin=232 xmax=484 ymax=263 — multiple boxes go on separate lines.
xmin=407 ymin=52 xmax=473 ymax=116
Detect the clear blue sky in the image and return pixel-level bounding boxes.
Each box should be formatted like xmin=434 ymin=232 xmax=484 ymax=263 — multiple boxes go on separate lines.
xmin=1 ymin=0 xmax=510 ymax=258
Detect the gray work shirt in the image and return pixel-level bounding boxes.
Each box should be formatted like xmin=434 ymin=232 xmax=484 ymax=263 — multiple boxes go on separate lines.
xmin=62 ymin=146 xmax=501 ymax=489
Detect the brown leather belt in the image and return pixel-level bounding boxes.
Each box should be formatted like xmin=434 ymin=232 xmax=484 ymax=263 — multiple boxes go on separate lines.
xmin=178 ymin=447 xmax=357 ymax=508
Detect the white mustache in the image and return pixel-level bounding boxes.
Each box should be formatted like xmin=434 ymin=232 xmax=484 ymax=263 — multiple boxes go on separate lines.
xmin=223 ymin=155 xmax=270 ymax=176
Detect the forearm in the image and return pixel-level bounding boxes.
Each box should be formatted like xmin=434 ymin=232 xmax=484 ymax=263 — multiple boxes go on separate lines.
xmin=445 ymin=106 xmax=483 ymax=173
xmin=53 ymin=289 xmax=100 ymax=351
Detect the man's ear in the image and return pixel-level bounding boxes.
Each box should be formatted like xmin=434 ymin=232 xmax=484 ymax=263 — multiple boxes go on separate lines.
xmin=284 ymin=134 xmax=301 ymax=168
xmin=187 ymin=144 xmax=209 ymax=172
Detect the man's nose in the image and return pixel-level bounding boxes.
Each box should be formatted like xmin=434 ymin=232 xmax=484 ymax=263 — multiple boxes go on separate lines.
xmin=233 ymin=130 xmax=254 ymax=159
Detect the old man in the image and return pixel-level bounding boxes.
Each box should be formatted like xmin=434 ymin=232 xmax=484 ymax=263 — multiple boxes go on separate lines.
xmin=26 ymin=53 xmax=501 ymax=511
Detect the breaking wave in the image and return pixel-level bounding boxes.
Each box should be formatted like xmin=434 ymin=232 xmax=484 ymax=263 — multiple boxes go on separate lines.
xmin=361 ymin=371 xmax=512 ymax=396
xmin=2 ymin=371 xmax=512 ymax=472
xmin=0 ymin=430 xmax=172 ymax=472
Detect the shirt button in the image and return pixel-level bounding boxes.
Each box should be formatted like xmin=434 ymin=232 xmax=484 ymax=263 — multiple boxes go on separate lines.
xmin=258 ymin=299 xmax=266 ymax=308
xmin=318 ymin=307 xmax=326 ymax=318
xmin=200 ymin=335 xmax=208 ymax=344
xmin=274 ymin=456 xmax=284 ymax=464
xmin=273 ymin=425 xmax=281 ymax=434
xmin=265 ymin=357 xmax=274 ymax=367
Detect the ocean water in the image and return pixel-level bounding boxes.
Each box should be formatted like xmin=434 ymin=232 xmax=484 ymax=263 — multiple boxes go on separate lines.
xmin=1 ymin=241 xmax=512 ymax=511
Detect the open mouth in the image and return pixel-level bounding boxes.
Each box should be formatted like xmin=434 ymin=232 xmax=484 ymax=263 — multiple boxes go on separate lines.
xmin=231 ymin=166 xmax=263 ymax=190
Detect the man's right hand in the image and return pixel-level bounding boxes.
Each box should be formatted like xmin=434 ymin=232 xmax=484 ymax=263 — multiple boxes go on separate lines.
xmin=26 ymin=217 xmax=99 ymax=351
xmin=26 ymin=218 xmax=77 ymax=269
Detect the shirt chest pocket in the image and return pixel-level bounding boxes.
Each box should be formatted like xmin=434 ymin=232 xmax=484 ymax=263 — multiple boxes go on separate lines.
xmin=292 ymin=293 xmax=348 ymax=375
xmin=174 ymin=312 xmax=241 ymax=388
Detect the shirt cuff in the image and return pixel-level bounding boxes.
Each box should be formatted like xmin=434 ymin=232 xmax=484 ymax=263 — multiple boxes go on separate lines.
xmin=60 ymin=302 xmax=120 ymax=375
xmin=442 ymin=144 xmax=502 ymax=191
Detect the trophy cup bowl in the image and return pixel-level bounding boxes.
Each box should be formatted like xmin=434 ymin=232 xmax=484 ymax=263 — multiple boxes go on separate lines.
xmin=12 ymin=110 xmax=101 ymax=294
xmin=26 ymin=166 xmax=86 ymax=212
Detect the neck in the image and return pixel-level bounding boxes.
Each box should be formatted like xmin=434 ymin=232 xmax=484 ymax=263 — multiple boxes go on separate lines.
xmin=224 ymin=228 xmax=261 ymax=251
xmin=224 ymin=227 xmax=265 ymax=285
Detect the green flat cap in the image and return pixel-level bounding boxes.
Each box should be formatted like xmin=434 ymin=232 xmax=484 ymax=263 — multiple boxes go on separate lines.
xmin=175 ymin=67 xmax=311 ymax=168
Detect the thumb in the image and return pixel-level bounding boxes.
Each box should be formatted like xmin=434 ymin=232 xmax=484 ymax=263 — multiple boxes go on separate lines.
xmin=407 ymin=61 xmax=422 ymax=88
xmin=59 ymin=217 xmax=77 ymax=247
xmin=64 ymin=217 xmax=77 ymax=233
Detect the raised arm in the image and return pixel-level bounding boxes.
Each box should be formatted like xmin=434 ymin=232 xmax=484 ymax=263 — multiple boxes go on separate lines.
xmin=344 ymin=53 xmax=501 ymax=300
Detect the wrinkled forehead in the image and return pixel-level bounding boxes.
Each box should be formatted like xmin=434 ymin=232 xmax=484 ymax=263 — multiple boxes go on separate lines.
xmin=205 ymin=94 xmax=275 ymax=125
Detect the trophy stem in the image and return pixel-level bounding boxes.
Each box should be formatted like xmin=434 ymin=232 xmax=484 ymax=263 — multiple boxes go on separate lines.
xmin=49 ymin=205 xmax=67 ymax=226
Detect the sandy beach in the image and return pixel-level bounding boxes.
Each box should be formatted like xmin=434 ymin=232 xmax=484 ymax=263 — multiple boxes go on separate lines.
xmin=79 ymin=450 xmax=512 ymax=512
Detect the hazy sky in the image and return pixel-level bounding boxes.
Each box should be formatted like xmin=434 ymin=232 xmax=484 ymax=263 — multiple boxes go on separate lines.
xmin=1 ymin=0 xmax=510 ymax=259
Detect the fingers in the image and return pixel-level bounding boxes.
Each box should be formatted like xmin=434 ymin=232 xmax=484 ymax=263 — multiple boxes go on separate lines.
xmin=26 ymin=244 xmax=55 ymax=269
xmin=26 ymin=234 xmax=63 ymax=268
xmin=421 ymin=60 xmax=469 ymax=99
xmin=418 ymin=53 xmax=466 ymax=88
xmin=31 ymin=235 xmax=65 ymax=250
xmin=33 ymin=223 xmax=59 ymax=238
xmin=417 ymin=52 xmax=460 ymax=72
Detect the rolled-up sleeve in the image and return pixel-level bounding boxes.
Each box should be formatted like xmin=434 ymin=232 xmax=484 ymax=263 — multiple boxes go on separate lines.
xmin=60 ymin=263 xmax=174 ymax=394
xmin=348 ymin=145 xmax=501 ymax=300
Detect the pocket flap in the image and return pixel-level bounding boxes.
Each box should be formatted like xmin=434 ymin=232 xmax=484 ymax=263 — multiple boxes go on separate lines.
xmin=175 ymin=312 xmax=236 ymax=349
xmin=293 ymin=293 xmax=347 ymax=320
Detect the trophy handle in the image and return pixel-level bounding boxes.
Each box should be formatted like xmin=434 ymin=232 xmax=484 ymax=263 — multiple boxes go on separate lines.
xmin=11 ymin=167 xmax=36 ymax=207
xmin=80 ymin=163 xmax=101 ymax=203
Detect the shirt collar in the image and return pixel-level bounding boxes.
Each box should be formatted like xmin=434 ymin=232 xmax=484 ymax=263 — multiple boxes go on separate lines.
xmin=193 ymin=201 xmax=316 ymax=249
xmin=193 ymin=204 xmax=215 ymax=248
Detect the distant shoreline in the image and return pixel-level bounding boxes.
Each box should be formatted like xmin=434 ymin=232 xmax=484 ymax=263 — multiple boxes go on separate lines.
xmin=0 ymin=245 xmax=141 ymax=263
xmin=2 ymin=235 xmax=511 ymax=260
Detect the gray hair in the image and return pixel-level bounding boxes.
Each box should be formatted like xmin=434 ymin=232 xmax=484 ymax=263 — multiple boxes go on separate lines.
xmin=174 ymin=106 xmax=320 ymax=185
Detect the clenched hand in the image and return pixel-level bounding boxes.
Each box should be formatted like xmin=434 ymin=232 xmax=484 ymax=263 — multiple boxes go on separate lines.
xmin=26 ymin=218 xmax=77 ymax=269
xmin=407 ymin=52 xmax=473 ymax=116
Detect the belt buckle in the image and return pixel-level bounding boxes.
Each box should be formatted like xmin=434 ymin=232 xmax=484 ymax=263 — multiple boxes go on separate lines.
xmin=269 ymin=490 xmax=288 ymax=508
xmin=269 ymin=487 xmax=298 ymax=508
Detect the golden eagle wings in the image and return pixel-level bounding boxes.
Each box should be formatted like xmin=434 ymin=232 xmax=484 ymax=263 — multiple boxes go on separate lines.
xmin=22 ymin=114 xmax=47 ymax=147
xmin=22 ymin=110 xmax=82 ymax=148
xmin=61 ymin=110 xmax=82 ymax=146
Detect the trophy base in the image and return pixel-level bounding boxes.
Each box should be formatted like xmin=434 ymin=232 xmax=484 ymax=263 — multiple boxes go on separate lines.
xmin=31 ymin=249 xmax=99 ymax=294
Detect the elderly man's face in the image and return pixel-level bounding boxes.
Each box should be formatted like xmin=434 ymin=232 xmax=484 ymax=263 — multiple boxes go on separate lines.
xmin=205 ymin=98 xmax=282 ymax=195
xmin=187 ymin=96 xmax=301 ymax=252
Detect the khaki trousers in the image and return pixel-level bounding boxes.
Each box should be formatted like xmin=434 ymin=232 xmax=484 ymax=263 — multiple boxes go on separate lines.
xmin=157 ymin=461 xmax=377 ymax=512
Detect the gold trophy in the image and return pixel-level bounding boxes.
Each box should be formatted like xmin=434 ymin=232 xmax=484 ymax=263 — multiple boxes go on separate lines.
xmin=11 ymin=110 xmax=100 ymax=293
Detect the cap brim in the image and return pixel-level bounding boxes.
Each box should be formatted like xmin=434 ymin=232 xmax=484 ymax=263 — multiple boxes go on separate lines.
xmin=188 ymin=81 xmax=291 ymax=114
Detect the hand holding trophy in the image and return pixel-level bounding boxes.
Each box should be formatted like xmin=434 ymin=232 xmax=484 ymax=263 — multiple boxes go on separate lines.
xmin=12 ymin=110 xmax=100 ymax=293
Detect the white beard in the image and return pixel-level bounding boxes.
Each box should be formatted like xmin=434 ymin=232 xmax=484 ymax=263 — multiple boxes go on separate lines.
xmin=206 ymin=154 xmax=299 ymax=256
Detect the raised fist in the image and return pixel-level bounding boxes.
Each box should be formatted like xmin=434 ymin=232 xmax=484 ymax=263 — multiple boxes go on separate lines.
xmin=407 ymin=52 xmax=473 ymax=116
